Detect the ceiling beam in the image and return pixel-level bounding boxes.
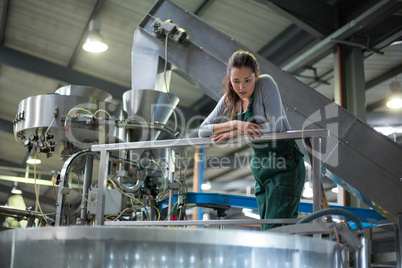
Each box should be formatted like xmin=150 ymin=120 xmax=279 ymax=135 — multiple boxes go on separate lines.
xmin=0 ymin=0 xmax=10 ymax=45
xmin=255 ymin=0 xmax=334 ymax=39
xmin=258 ymin=24 xmax=319 ymax=67
xmin=0 ymin=184 xmax=55 ymax=206
xmin=366 ymin=64 xmax=402 ymax=90
xmin=194 ymin=0 xmax=215 ymax=17
xmin=367 ymin=111 xmax=402 ymax=126
xmin=282 ymin=0 xmax=401 ymax=73
xmin=0 ymin=45 xmax=129 ymax=99
xmin=0 ymin=118 xmax=13 ymax=134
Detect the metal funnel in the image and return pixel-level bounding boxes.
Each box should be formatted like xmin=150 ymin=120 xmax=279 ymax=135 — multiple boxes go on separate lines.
xmin=122 ymin=89 xmax=179 ymax=142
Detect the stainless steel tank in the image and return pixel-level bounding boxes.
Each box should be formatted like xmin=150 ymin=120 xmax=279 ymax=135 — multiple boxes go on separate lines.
xmin=0 ymin=226 xmax=348 ymax=267
xmin=14 ymin=86 xmax=126 ymax=150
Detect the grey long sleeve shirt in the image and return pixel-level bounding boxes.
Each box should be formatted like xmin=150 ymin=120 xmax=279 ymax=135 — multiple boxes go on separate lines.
xmin=198 ymin=74 xmax=291 ymax=137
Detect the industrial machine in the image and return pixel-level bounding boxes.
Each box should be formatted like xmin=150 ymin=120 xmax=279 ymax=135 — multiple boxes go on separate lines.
xmin=2 ymin=0 xmax=402 ymax=267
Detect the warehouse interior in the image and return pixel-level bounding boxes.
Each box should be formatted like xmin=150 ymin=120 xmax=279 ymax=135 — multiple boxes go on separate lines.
xmin=0 ymin=0 xmax=402 ymax=267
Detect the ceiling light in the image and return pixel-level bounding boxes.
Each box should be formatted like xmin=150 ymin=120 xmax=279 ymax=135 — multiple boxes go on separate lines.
xmin=386 ymin=81 xmax=402 ymax=109
xmin=26 ymin=155 xmax=41 ymax=165
xmin=201 ymin=181 xmax=212 ymax=191
xmin=242 ymin=208 xmax=260 ymax=219
xmin=386 ymin=95 xmax=402 ymax=109
xmin=302 ymin=181 xmax=313 ymax=198
xmin=390 ymin=40 xmax=402 ymax=46
xmin=83 ymin=20 xmax=108 ymax=53
xmin=374 ymin=126 xmax=402 ymax=136
xmin=11 ymin=182 xmax=22 ymax=195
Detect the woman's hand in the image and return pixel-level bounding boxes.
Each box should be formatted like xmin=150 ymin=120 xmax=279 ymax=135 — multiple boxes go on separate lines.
xmin=210 ymin=120 xmax=262 ymax=142
xmin=211 ymin=129 xmax=239 ymax=142
xmin=232 ymin=120 xmax=262 ymax=139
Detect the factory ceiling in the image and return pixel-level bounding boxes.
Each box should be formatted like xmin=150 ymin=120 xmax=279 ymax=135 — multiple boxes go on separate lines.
xmin=0 ymin=0 xmax=401 ymax=212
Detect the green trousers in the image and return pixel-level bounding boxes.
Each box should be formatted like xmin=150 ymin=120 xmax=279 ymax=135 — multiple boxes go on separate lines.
xmin=251 ymin=140 xmax=306 ymax=230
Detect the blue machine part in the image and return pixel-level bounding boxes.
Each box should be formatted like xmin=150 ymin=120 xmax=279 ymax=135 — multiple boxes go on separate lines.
xmin=159 ymin=192 xmax=388 ymax=227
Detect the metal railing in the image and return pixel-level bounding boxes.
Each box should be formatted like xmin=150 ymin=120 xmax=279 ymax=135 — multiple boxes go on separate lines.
xmin=90 ymin=129 xmax=328 ymax=226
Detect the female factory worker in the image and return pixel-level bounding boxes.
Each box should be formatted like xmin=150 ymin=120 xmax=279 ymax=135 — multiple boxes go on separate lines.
xmin=198 ymin=50 xmax=305 ymax=230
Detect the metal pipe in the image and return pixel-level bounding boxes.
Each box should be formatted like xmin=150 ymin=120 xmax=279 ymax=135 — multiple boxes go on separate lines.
xmin=0 ymin=206 xmax=51 ymax=219
xmin=95 ymin=150 xmax=109 ymax=225
xmin=56 ymin=150 xmax=95 ymax=226
xmin=91 ymin=129 xmax=328 ymax=152
xmin=355 ymin=236 xmax=368 ymax=268
xmin=80 ymin=155 xmax=93 ymax=220
xmin=104 ymin=218 xmax=299 ymax=227
xmin=396 ymin=214 xmax=402 ymax=268
xmin=312 ymin=137 xmax=322 ymax=215
xmin=117 ymin=177 xmax=142 ymax=193
xmin=167 ymin=148 xmax=175 ymax=220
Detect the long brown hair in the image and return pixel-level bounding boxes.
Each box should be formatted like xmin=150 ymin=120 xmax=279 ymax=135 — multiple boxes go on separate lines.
xmin=223 ymin=50 xmax=259 ymax=118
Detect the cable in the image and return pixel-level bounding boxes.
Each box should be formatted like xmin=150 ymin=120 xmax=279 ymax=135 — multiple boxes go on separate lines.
xmin=93 ymin=109 xmax=111 ymax=118
xmin=150 ymin=159 xmax=167 ymax=179
xmin=33 ymin=152 xmax=50 ymax=225
xmin=65 ymin=107 xmax=113 ymax=145
xmin=149 ymin=205 xmax=161 ymax=221
xmin=76 ymin=174 xmax=96 ymax=205
xmin=165 ymin=201 xmax=178 ymax=220
xmin=297 ymin=208 xmax=364 ymax=235
xmin=164 ymin=34 xmax=169 ymax=93
xmin=13 ymin=124 xmax=25 ymax=146
xmin=67 ymin=107 xmax=95 ymax=117
xmin=112 ymin=207 xmax=133 ymax=221
xmin=44 ymin=116 xmax=56 ymax=148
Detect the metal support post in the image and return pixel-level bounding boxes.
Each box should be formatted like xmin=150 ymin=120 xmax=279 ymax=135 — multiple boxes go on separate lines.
xmin=167 ymin=148 xmax=175 ymax=220
xmin=396 ymin=214 xmax=402 ymax=268
xmin=95 ymin=150 xmax=110 ymax=226
xmin=80 ymin=155 xmax=94 ymax=221
xmin=355 ymin=236 xmax=368 ymax=268
xmin=312 ymin=137 xmax=322 ymax=215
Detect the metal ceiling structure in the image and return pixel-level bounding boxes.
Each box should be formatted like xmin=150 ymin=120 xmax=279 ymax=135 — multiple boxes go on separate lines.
xmin=0 ymin=0 xmax=401 ymax=220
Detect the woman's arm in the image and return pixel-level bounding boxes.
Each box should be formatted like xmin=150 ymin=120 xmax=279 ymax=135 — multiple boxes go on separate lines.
xmin=212 ymin=120 xmax=262 ymax=138
xmin=199 ymin=95 xmax=262 ymax=140
xmin=258 ymin=75 xmax=290 ymax=132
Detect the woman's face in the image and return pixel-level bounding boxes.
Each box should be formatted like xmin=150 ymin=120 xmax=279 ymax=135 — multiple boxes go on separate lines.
xmin=230 ymin=67 xmax=259 ymax=101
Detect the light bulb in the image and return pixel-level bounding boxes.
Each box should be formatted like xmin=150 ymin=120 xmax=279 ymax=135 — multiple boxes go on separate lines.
xmin=83 ymin=32 xmax=108 ymax=53
xmin=83 ymin=20 xmax=108 ymax=53
xmin=386 ymin=96 xmax=402 ymax=109
xmin=26 ymin=155 xmax=41 ymax=165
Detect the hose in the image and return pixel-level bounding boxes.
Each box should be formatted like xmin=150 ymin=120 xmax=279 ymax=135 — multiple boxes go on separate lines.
xmin=297 ymin=208 xmax=364 ymax=235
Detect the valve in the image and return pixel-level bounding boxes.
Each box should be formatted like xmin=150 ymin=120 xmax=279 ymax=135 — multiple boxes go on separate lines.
xmin=29 ymin=134 xmax=38 ymax=141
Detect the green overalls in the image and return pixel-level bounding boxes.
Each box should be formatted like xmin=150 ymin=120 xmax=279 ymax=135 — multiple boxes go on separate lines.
xmin=235 ymin=97 xmax=306 ymax=231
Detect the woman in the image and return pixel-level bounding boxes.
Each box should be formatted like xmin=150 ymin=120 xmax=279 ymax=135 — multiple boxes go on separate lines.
xmin=198 ymin=50 xmax=305 ymax=230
